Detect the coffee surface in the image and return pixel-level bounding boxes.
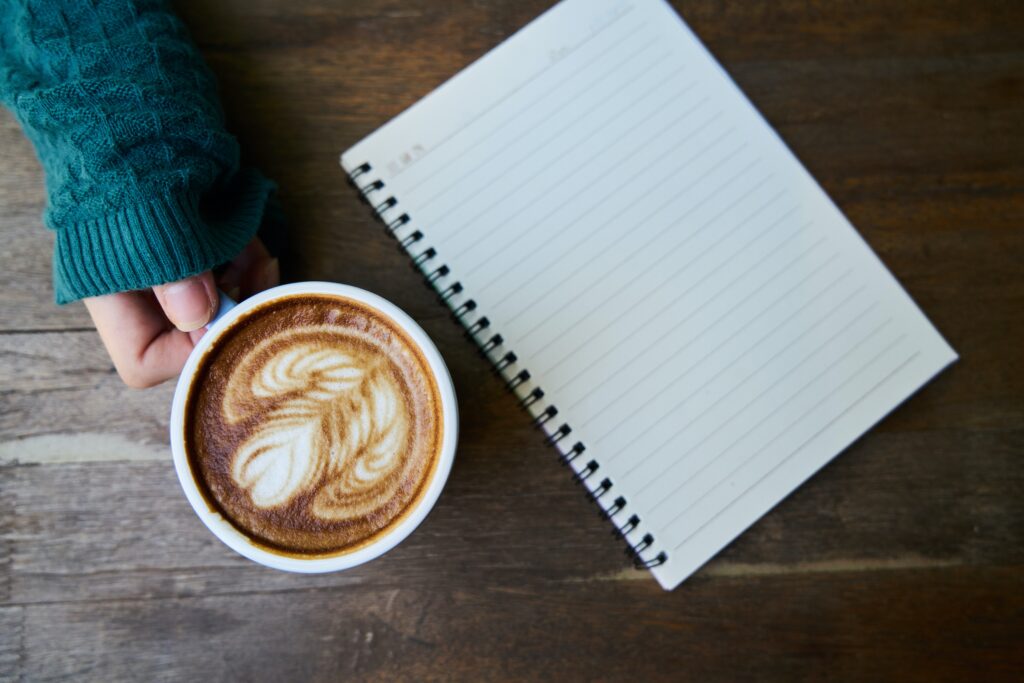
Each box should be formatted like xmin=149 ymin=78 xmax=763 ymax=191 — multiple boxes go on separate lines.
xmin=185 ymin=294 xmax=443 ymax=556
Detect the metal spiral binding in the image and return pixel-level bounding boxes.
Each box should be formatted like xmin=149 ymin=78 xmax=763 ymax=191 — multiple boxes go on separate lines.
xmin=344 ymin=159 xmax=668 ymax=572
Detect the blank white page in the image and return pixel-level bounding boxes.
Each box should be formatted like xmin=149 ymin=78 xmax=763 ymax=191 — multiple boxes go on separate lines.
xmin=341 ymin=0 xmax=957 ymax=590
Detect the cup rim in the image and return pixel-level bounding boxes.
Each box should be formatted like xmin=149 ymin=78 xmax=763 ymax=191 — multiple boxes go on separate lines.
xmin=169 ymin=282 xmax=458 ymax=573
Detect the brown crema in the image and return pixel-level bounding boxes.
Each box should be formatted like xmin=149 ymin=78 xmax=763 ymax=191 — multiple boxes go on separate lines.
xmin=185 ymin=294 xmax=443 ymax=557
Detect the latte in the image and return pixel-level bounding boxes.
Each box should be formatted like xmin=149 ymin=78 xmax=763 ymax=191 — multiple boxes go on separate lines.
xmin=184 ymin=294 xmax=443 ymax=556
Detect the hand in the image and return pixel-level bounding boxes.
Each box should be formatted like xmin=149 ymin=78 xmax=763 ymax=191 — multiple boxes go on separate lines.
xmin=84 ymin=237 xmax=279 ymax=388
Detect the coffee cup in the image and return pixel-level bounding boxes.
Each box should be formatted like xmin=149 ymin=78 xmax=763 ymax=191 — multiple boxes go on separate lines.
xmin=169 ymin=282 xmax=458 ymax=572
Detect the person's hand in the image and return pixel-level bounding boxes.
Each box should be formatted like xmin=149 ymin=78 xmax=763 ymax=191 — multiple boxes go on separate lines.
xmin=84 ymin=237 xmax=279 ymax=388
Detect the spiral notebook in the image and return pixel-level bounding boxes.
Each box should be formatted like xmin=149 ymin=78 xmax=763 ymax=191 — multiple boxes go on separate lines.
xmin=340 ymin=0 xmax=957 ymax=590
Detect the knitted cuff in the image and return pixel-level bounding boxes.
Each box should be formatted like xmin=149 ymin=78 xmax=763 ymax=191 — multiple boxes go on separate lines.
xmin=51 ymin=167 xmax=277 ymax=304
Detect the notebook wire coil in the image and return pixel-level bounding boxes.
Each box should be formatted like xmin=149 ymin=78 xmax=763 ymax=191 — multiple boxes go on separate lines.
xmin=345 ymin=160 xmax=668 ymax=572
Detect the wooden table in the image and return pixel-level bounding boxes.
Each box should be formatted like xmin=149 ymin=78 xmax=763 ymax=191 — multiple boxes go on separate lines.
xmin=2 ymin=1 xmax=1022 ymax=680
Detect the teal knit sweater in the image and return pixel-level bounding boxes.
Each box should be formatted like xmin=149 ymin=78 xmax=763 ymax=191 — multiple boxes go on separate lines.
xmin=0 ymin=0 xmax=276 ymax=303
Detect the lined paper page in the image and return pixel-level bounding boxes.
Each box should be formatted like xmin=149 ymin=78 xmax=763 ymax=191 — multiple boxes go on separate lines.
xmin=342 ymin=0 xmax=956 ymax=590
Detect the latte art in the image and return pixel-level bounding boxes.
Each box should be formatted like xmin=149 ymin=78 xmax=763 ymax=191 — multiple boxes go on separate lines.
xmin=185 ymin=295 xmax=443 ymax=556
xmin=225 ymin=332 xmax=411 ymax=518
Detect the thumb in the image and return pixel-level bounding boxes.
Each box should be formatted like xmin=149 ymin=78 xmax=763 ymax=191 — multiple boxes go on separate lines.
xmin=152 ymin=272 xmax=219 ymax=332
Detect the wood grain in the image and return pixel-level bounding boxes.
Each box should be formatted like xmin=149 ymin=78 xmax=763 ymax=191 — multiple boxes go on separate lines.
xmin=1 ymin=0 xmax=1022 ymax=680
xmin=12 ymin=568 xmax=1024 ymax=683
xmin=2 ymin=429 xmax=1022 ymax=607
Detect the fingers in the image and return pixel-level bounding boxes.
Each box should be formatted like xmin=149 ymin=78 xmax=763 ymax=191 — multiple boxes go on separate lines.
xmin=152 ymin=271 xmax=219 ymax=332
xmin=84 ymin=290 xmax=203 ymax=388
xmin=217 ymin=238 xmax=279 ymax=301
xmin=84 ymin=237 xmax=279 ymax=389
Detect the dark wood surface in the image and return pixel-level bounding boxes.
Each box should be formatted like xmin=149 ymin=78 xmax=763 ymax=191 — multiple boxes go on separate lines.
xmin=2 ymin=1 xmax=1023 ymax=680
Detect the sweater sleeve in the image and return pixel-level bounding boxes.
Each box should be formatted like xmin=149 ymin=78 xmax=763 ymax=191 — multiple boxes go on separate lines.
xmin=0 ymin=0 xmax=277 ymax=304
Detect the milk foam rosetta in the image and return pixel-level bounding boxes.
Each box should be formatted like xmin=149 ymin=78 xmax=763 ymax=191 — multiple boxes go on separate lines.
xmin=186 ymin=296 xmax=442 ymax=556
xmin=225 ymin=332 xmax=411 ymax=519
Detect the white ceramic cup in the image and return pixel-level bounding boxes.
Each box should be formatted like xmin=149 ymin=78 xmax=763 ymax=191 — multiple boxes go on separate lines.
xmin=169 ymin=282 xmax=458 ymax=573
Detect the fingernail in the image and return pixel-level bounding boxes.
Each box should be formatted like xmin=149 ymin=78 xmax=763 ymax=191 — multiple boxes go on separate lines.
xmin=164 ymin=277 xmax=215 ymax=332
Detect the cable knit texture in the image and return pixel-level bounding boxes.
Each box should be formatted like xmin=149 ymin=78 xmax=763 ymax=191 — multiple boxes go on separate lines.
xmin=0 ymin=0 xmax=276 ymax=303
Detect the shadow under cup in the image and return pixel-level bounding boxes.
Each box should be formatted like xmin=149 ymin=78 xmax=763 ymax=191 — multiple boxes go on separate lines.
xmin=169 ymin=280 xmax=458 ymax=573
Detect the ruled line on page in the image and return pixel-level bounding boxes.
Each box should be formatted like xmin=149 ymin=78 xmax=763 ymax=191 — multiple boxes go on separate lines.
xmin=421 ymin=65 xmax=690 ymax=231
xmin=666 ymin=350 xmax=922 ymax=552
xmin=615 ymin=287 xmax=874 ymax=482
xmin=540 ymin=190 xmax=792 ymax=385
xmin=393 ymin=3 xmax=638 ymax=183
xmin=663 ymin=343 xmax=918 ymax=541
xmin=570 ymin=264 xmax=858 ymax=437
xmin=500 ymin=172 xmax=778 ymax=350
xmin=663 ymin=337 xmax=909 ymax=527
xmin=437 ymin=78 xmax=701 ymax=263
xmin=651 ymin=307 xmax=892 ymax=499
xmin=490 ymin=146 xmax=754 ymax=336
xmin=607 ymin=279 xmax=867 ymax=474
xmin=572 ymin=233 xmax=832 ymax=443
xmin=428 ymin=60 xmax=677 ymax=249
xmin=467 ymin=95 xmax=716 ymax=290
xmin=504 ymin=145 xmax=756 ymax=338
xmin=436 ymin=72 xmax=690 ymax=264
xmin=413 ymin=38 xmax=670 ymax=218
xmin=544 ymin=195 xmax=792 ymax=392
xmin=636 ymin=316 xmax=896 ymax=505
xmin=537 ymin=209 xmax=807 ymax=395
xmin=448 ymin=72 xmax=697 ymax=269
xmin=593 ymin=253 xmax=864 ymax=479
xmin=458 ymin=89 xmax=710 ymax=281
xmin=405 ymin=21 xmax=655 ymax=204
xmin=622 ymin=301 xmax=880 ymax=491
xmin=578 ymin=261 xmax=857 ymax=448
